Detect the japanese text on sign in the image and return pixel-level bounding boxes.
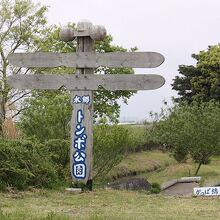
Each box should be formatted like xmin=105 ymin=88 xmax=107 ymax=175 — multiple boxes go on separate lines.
xmin=73 ymin=109 xmax=87 ymax=179
xmin=194 ymin=187 xmax=220 ymax=196
xmin=73 ymin=95 xmax=90 ymax=105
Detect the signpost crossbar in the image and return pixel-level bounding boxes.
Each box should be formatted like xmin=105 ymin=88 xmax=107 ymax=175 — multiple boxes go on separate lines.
xmin=7 ymin=74 xmax=165 ymax=91
xmin=8 ymin=52 xmax=165 ymax=68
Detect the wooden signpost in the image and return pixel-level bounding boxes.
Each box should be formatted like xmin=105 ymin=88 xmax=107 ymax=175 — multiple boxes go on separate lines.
xmin=7 ymin=20 xmax=165 ymax=190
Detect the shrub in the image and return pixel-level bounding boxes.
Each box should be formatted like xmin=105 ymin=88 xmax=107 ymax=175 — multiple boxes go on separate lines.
xmin=93 ymin=125 xmax=130 ymax=179
xmin=150 ymin=182 xmax=161 ymax=194
xmin=0 ymin=123 xmax=151 ymax=190
xmin=0 ymin=138 xmax=59 ymax=190
xmin=151 ymin=101 xmax=220 ymax=175
xmin=42 ymin=139 xmax=70 ymax=175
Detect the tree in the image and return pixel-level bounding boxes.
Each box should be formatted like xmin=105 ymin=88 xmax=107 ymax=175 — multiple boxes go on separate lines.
xmin=20 ymin=27 xmax=136 ymax=140
xmin=151 ymin=101 xmax=220 ymax=175
xmin=20 ymin=91 xmax=72 ymax=141
xmin=0 ymin=0 xmax=49 ymax=133
xmin=172 ymin=45 xmax=220 ymax=103
xmin=0 ymin=0 xmax=135 ymax=139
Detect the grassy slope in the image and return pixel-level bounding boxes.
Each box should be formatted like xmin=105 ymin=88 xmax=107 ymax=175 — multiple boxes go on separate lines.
xmin=146 ymin=158 xmax=220 ymax=186
xmin=109 ymin=151 xmax=220 ymax=186
xmin=108 ymin=150 xmax=176 ymax=180
xmin=1 ymin=151 xmax=220 ymax=219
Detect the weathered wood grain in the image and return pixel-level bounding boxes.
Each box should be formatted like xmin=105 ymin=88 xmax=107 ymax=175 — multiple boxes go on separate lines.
xmin=71 ymin=90 xmax=93 ymax=184
xmin=7 ymin=74 xmax=165 ymax=91
xmin=70 ymin=36 xmax=94 ymax=186
xmin=8 ymin=52 xmax=165 ymax=68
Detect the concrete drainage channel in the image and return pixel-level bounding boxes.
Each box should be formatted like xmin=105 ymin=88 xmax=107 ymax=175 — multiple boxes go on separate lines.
xmin=65 ymin=176 xmax=202 ymax=195
xmin=161 ymin=176 xmax=201 ymax=196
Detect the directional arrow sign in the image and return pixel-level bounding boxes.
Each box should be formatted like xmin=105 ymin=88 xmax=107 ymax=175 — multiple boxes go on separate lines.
xmin=7 ymin=74 xmax=165 ymax=91
xmin=8 ymin=52 xmax=165 ymax=68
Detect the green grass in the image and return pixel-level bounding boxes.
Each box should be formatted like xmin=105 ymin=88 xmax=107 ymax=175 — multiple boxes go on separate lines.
xmin=108 ymin=150 xmax=176 ymax=179
xmin=139 ymin=157 xmax=220 ymax=186
xmin=108 ymin=150 xmax=220 ymax=187
xmin=120 ymin=124 xmax=149 ymax=151
xmin=1 ymin=189 xmax=220 ymax=220
xmin=1 ymin=150 xmax=220 ymax=219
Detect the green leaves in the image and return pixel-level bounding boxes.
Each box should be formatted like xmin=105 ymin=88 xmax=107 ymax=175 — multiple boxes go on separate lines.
xmin=0 ymin=0 xmax=51 ymax=122
xmin=93 ymin=125 xmax=127 ymax=179
xmin=151 ymin=101 xmax=220 ymax=174
xmin=20 ymin=90 xmax=72 ymax=141
xmin=0 ymin=138 xmax=60 ymax=190
xmin=172 ymin=44 xmax=220 ymax=103
xmin=14 ymin=0 xmax=33 ymax=17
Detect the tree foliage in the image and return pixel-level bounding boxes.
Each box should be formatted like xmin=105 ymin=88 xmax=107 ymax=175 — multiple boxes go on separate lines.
xmin=0 ymin=0 xmax=50 ymax=136
xmin=20 ymin=28 xmax=135 ymax=140
xmin=0 ymin=138 xmax=60 ymax=190
xmin=20 ymin=91 xmax=71 ymax=141
xmin=151 ymin=101 xmax=220 ymax=175
xmin=172 ymin=45 xmax=220 ymax=103
xmin=0 ymin=0 xmax=136 ymax=139
xmin=93 ymin=125 xmax=130 ymax=179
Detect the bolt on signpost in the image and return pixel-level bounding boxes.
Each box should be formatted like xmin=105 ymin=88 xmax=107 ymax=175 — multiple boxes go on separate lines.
xmin=7 ymin=20 xmax=165 ymax=190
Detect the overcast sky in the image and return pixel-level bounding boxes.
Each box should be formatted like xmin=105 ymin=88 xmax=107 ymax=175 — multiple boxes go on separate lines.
xmin=35 ymin=0 xmax=220 ymax=122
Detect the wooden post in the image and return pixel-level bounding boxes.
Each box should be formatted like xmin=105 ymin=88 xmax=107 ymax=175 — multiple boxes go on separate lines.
xmin=70 ymin=22 xmax=95 ymax=190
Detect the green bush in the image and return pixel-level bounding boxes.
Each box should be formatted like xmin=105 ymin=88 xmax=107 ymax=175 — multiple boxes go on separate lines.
xmin=0 ymin=138 xmax=59 ymax=190
xmin=150 ymin=101 xmax=220 ymax=175
xmin=42 ymin=139 xmax=70 ymax=175
xmin=41 ymin=139 xmax=72 ymax=185
xmin=150 ymin=182 xmax=161 ymax=194
xmin=0 ymin=123 xmax=151 ymax=190
xmin=93 ymin=125 xmax=130 ymax=179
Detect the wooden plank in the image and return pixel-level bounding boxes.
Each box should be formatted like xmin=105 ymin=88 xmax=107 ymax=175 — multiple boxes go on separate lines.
xmin=7 ymin=74 xmax=165 ymax=91
xmin=70 ymin=36 xmax=94 ymax=187
xmin=71 ymin=90 xmax=93 ymax=184
xmin=8 ymin=52 xmax=165 ymax=68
